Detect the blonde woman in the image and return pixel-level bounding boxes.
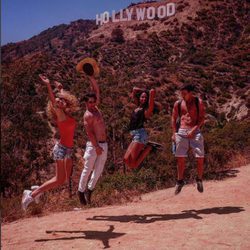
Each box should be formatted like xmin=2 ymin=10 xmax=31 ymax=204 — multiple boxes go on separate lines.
xmin=22 ymin=74 xmax=79 ymax=211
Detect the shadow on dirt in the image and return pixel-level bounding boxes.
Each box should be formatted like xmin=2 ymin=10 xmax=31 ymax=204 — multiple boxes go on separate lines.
xmin=207 ymin=169 xmax=240 ymax=180
xmin=35 ymin=225 xmax=125 ymax=249
xmin=87 ymin=206 xmax=245 ymax=224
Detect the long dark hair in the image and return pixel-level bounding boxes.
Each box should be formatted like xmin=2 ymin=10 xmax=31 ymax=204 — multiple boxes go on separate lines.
xmin=135 ymin=90 xmax=161 ymax=114
xmin=135 ymin=90 xmax=149 ymax=108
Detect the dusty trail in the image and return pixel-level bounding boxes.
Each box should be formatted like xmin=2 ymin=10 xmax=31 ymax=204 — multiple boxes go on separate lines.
xmin=2 ymin=165 xmax=250 ymax=249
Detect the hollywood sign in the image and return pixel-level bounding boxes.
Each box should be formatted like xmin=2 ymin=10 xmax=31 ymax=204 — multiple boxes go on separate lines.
xmin=96 ymin=3 xmax=176 ymax=26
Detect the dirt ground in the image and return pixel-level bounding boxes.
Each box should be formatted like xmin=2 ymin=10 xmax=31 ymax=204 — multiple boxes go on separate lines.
xmin=2 ymin=164 xmax=250 ymax=250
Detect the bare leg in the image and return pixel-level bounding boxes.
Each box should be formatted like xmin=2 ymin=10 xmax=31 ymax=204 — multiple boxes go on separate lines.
xmin=177 ymin=157 xmax=186 ymax=180
xmin=64 ymin=158 xmax=73 ymax=183
xmin=124 ymin=142 xmax=135 ymax=165
xmin=31 ymin=160 xmax=66 ymax=198
xmin=65 ymin=158 xmax=73 ymax=197
xmin=124 ymin=142 xmax=143 ymax=168
xmin=132 ymin=145 xmax=152 ymax=168
xmin=197 ymin=157 xmax=204 ymax=179
xmin=124 ymin=142 xmax=152 ymax=169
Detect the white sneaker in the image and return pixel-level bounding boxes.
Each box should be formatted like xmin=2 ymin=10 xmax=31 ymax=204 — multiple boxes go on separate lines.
xmin=22 ymin=190 xmax=34 ymax=211
xmin=31 ymin=185 xmax=42 ymax=204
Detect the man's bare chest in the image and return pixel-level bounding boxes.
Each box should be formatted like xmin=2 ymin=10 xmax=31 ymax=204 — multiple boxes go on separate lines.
xmin=181 ymin=102 xmax=198 ymax=117
xmin=92 ymin=112 xmax=105 ymax=124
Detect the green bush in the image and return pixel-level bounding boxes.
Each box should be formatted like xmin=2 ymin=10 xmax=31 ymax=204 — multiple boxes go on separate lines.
xmin=189 ymin=48 xmax=214 ymax=66
xmin=111 ymin=28 xmax=125 ymax=43
xmin=204 ymin=120 xmax=250 ymax=174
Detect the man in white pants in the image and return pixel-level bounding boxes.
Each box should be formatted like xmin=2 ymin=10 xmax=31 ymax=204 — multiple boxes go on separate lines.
xmin=78 ymin=76 xmax=108 ymax=205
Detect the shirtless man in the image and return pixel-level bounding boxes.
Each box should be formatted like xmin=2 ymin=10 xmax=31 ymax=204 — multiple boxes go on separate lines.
xmin=171 ymin=83 xmax=205 ymax=195
xmin=78 ymin=76 xmax=108 ymax=205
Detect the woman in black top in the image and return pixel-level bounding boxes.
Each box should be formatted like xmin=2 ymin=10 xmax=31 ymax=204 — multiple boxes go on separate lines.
xmin=124 ymin=87 xmax=157 ymax=169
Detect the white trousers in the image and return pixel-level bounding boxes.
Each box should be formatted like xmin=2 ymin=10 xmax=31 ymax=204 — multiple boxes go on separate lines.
xmin=78 ymin=142 xmax=108 ymax=192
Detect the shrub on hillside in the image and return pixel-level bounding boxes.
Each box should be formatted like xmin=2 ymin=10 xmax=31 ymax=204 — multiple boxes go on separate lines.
xmin=111 ymin=28 xmax=125 ymax=43
xmin=204 ymin=121 xmax=250 ymax=175
xmin=189 ymin=48 xmax=214 ymax=66
xmin=131 ymin=22 xmax=150 ymax=31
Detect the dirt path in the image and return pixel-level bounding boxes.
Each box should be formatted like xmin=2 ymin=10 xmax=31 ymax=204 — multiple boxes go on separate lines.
xmin=2 ymin=165 xmax=250 ymax=250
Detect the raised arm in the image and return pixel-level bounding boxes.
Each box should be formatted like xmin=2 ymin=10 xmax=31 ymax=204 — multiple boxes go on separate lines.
xmin=54 ymin=80 xmax=64 ymax=92
xmin=131 ymin=87 xmax=143 ymax=105
xmin=88 ymin=76 xmax=100 ymax=106
xmin=144 ymin=89 xmax=156 ymax=119
xmin=39 ymin=74 xmax=56 ymax=105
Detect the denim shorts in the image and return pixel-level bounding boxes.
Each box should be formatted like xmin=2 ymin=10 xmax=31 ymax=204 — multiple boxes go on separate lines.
xmin=175 ymin=128 xmax=204 ymax=158
xmin=130 ymin=128 xmax=148 ymax=145
xmin=52 ymin=143 xmax=73 ymax=160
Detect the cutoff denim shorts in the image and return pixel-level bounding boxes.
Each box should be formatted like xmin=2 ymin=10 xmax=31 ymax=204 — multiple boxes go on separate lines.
xmin=130 ymin=128 xmax=148 ymax=145
xmin=53 ymin=143 xmax=73 ymax=161
xmin=175 ymin=128 xmax=204 ymax=158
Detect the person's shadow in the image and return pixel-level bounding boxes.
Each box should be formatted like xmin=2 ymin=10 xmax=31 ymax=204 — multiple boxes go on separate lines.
xmin=87 ymin=206 xmax=245 ymax=224
xmin=35 ymin=225 xmax=125 ymax=249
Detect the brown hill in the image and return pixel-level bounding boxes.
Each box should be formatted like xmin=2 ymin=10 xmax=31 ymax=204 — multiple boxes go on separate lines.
xmin=1 ymin=0 xmax=250 ymax=220
xmin=2 ymin=0 xmax=249 ymax=119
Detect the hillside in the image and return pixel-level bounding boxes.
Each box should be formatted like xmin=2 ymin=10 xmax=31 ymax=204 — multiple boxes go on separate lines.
xmin=2 ymin=164 xmax=250 ymax=249
xmin=2 ymin=0 xmax=249 ymax=117
xmin=1 ymin=0 xmax=250 ymax=221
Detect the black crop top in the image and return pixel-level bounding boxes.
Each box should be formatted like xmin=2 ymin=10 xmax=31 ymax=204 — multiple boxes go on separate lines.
xmin=128 ymin=108 xmax=146 ymax=131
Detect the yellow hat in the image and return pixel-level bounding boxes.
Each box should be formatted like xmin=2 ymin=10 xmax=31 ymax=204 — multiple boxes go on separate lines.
xmin=76 ymin=57 xmax=100 ymax=77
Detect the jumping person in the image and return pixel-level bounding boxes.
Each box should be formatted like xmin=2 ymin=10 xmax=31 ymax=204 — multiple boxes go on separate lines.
xmin=21 ymin=74 xmax=79 ymax=211
xmin=124 ymin=87 xmax=161 ymax=169
xmin=78 ymin=76 xmax=108 ymax=205
xmin=171 ymin=83 xmax=205 ymax=195
xmin=53 ymin=80 xmax=74 ymax=197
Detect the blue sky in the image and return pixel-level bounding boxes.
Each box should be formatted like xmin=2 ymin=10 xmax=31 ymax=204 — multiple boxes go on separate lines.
xmin=1 ymin=0 xmax=142 ymax=45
